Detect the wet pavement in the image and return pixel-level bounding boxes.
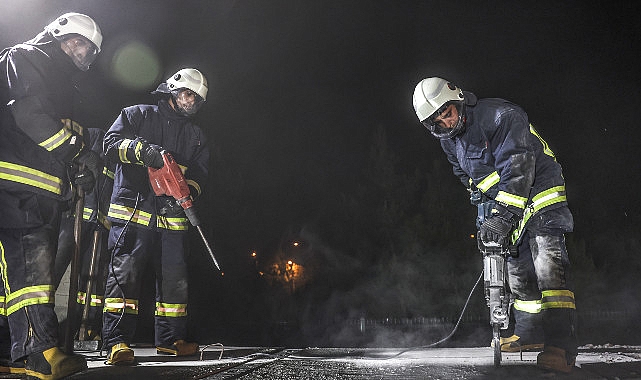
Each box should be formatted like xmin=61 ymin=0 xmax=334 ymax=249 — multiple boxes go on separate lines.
xmin=3 ymin=344 xmax=641 ymax=379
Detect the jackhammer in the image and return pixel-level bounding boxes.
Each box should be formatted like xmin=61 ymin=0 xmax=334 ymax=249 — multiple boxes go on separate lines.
xmin=148 ymin=151 xmax=222 ymax=271
xmin=472 ymin=190 xmax=515 ymax=367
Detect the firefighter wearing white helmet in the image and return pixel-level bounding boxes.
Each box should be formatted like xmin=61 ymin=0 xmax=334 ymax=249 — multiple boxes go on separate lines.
xmin=0 ymin=11 xmax=104 ymax=379
xmin=154 ymin=68 xmax=208 ymax=116
xmin=46 ymin=12 xmax=102 ymax=71
xmin=412 ymin=77 xmax=578 ymax=373
xmin=102 ymin=67 xmax=210 ymax=365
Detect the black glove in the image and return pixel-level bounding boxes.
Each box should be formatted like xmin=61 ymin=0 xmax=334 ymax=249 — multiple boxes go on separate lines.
xmin=73 ymin=150 xmax=102 ymax=193
xmin=140 ymin=143 xmax=164 ymax=169
xmin=72 ymin=167 xmax=95 ymax=193
xmin=479 ymin=203 xmax=515 ymax=245
xmin=158 ymin=196 xmax=185 ymax=217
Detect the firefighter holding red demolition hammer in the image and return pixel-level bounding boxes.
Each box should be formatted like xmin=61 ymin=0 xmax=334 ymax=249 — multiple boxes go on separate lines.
xmin=102 ymin=68 xmax=211 ymax=365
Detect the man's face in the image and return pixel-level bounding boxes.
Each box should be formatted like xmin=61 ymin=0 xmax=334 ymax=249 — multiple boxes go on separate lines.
xmin=432 ymin=103 xmax=460 ymax=129
xmin=60 ymin=35 xmax=98 ymax=71
xmin=173 ymin=89 xmax=204 ymax=116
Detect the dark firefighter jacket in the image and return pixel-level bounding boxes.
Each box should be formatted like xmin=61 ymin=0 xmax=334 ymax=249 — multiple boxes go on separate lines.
xmin=0 ymin=31 xmax=87 ymax=209
xmin=84 ymin=128 xmax=113 ymax=229
xmin=103 ymin=99 xmax=209 ymax=231
xmin=440 ymin=91 xmax=568 ymax=243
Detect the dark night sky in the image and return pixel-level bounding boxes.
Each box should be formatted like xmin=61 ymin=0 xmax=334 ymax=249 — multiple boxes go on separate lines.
xmin=2 ymin=0 xmax=641 ymax=344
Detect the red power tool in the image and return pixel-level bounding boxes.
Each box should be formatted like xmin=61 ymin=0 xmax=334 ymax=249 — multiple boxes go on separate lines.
xmin=148 ymin=151 xmax=221 ymax=271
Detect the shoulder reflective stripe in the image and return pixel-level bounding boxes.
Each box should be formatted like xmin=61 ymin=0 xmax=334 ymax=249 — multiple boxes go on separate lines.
xmin=186 ymin=179 xmax=201 ymax=197
xmin=39 ymin=124 xmax=73 ymax=151
xmin=155 ymin=302 xmax=187 ymax=317
xmin=477 ymin=171 xmax=500 ymax=192
xmin=541 ymin=289 xmax=575 ymax=310
xmin=495 ymin=191 xmax=527 ymax=209
xmin=118 ymin=139 xmax=133 ymax=163
xmin=529 ymin=124 xmax=556 ymax=159
xmin=0 ymin=161 xmax=63 ymax=195
xmin=108 ymin=204 xmax=152 ymax=226
xmin=156 ymin=216 xmax=189 ymax=230
xmin=104 ymin=297 xmax=139 ymax=314
xmin=5 ymin=285 xmax=55 ymax=315
xmin=513 ymin=299 xmax=542 ymax=314
xmin=510 ymin=185 xmax=567 ymax=243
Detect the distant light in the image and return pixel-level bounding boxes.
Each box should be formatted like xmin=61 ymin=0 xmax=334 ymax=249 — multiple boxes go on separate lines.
xmin=287 ymin=260 xmax=293 ymax=265
xmin=470 ymin=234 xmax=475 ymax=239
xmin=251 ymin=251 xmax=257 ymax=257
xmin=292 ymin=241 xmax=299 ymax=247
xmin=111 ymin=40 xmax=161 ymax=91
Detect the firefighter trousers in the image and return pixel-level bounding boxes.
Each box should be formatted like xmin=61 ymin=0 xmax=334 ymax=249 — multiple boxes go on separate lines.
xmin=507 ymin=206 xmax=577 ymax=357
xmin=0 ymin=191 xmax=63 ymax=361
xmin=102 ymin=223 xmax=190 ymax=350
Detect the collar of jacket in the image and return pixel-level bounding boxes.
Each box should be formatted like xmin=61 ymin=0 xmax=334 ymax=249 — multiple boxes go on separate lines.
xmin=158 ymin=98 xmax=192 ymax=121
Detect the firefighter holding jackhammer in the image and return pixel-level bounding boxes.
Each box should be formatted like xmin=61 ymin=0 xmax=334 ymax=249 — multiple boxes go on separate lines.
xmin=412 ymin=77 xmax=577 ymax=373
xmin=0 ymin=12 xmax=103 ymax=378
xmin=102 ymin=68 xmax=209 ymax=365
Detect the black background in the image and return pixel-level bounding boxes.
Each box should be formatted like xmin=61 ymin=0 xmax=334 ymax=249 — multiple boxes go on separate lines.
xmin=2 ymin=0 xmax=640 ymax=347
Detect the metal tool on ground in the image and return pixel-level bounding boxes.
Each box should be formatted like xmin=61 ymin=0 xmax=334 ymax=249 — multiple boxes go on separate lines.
xmin=148 ymin=151 xmax=221 ymax=271
xmin=74 ymin=228 xmax=103 ymax=351
xmin=64 ymin=179 xmax=84 ymax=354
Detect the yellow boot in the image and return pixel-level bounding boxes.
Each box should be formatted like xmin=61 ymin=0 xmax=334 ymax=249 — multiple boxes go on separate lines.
xmin=24 ymin=347 xmax=87 ymax=380
xmin=156 ymin=340 xmax=199 ymax=356
xmin=106 ymin=342 xmax=135 ymax=365
xmin=494 ymin=334 xmax=544 ymax=352
xmin=537 ymin=346 xmax=576 ymax=373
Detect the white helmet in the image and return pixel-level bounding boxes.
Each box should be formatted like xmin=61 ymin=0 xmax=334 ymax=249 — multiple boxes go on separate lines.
xmin=46 ymin=12 xmax=102 ymax=52
xmin=166 ymin=68 xmax=208 ymax=101
xmin=413 ymin=77 xmax=466 ymax=139
xmin=46 ymin=13 xmax=102 ymax=71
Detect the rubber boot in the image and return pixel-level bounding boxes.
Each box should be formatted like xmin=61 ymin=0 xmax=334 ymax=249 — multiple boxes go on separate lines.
xmin=157 ymin=340 xmax=199 ymax=356
xmin=0 ymin=357 xmax=25 ymax=374
xmin=106 ymin=343 xmax=135 ymax=365
xmin=24 ymin=347 xmax=87 ymax=380
xmin=496 ymin=334 xmax=544 ymax=352
xmin=537 ymin=346 xmax=576 ymax=373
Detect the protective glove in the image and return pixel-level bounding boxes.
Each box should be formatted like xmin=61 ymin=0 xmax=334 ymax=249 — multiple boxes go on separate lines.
xmin=158 ymin=196 xmax=185 ymax=217
xmin=140 ymin=143 xmax=164 ymax=169
xmin=479 ymin=203 xmax=515 ymax=245
xmin=73 ymin=150 xmax=103 ymax=193
xmin=72 ymin=167 xmax=95 ymax=193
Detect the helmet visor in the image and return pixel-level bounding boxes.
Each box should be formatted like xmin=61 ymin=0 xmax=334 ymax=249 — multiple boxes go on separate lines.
xmin=172 ymin=89 xmax=205 ymax=116
xmin=421 ymin=101 xmax=465 ymax=139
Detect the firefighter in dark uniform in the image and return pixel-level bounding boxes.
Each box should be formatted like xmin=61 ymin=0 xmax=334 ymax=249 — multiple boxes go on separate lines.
xmin=55 ymin=127 xmax=114 ymax=342
xmin=0 ymin=12 xmax=102 ymax=379
xmin=102 ymin=68 xmax=209 ymax=365
xmin=412 ymin=77 xmax=577 ymax=373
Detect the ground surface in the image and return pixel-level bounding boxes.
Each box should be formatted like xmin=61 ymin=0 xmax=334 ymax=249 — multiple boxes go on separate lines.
xmin=3 ymin=344 xmax=641 ymax=379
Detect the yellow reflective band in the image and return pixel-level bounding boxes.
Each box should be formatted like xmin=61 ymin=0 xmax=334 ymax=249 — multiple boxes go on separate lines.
xmin=0 ymin=161 xmax=63 ymax=195
xmin=495 ymin=191 xmax=528 ymax=209
xmin=541 ymin=289 xmax=575 ymax=310
xmin=6 ymin=285 xmax=55 ymax=315
xmin=155 ymin=302 xmax=187 ymax=317
xmin=134 ymin=140 xmax=144 ymax=164
xmin=108 ymin=204 xmax=152 ymax=226
xmin=511 ymin=185 xmax=567 ymax=243
xmin=103 ymin=166 xmax=114 ymax=180
xmin=97 ymin=211 xmax=111 ymax=230
xmin=118 ymin=139 xmax=134 ymax=164
xmin=83 ymin=206 xmax=94 ymax=221
xmin=0 ymin=240 xmax=10 ymax=294
xmin=0 ymin=295 xmax=5 ymax=317
xmin=513 ymin=299 xmax=542 ymax=314
xmin=39 ymin=124 xmax=73 ymax=151
xmin=477 ymin=171 xmax=500 ymax=192
xmin=104 ymin=297 xmax=139 ymax=314
xmin=77 ymin=292 xmax=104 ymax=307
xmin=156 ymin=216 xmax=189 ymax=230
